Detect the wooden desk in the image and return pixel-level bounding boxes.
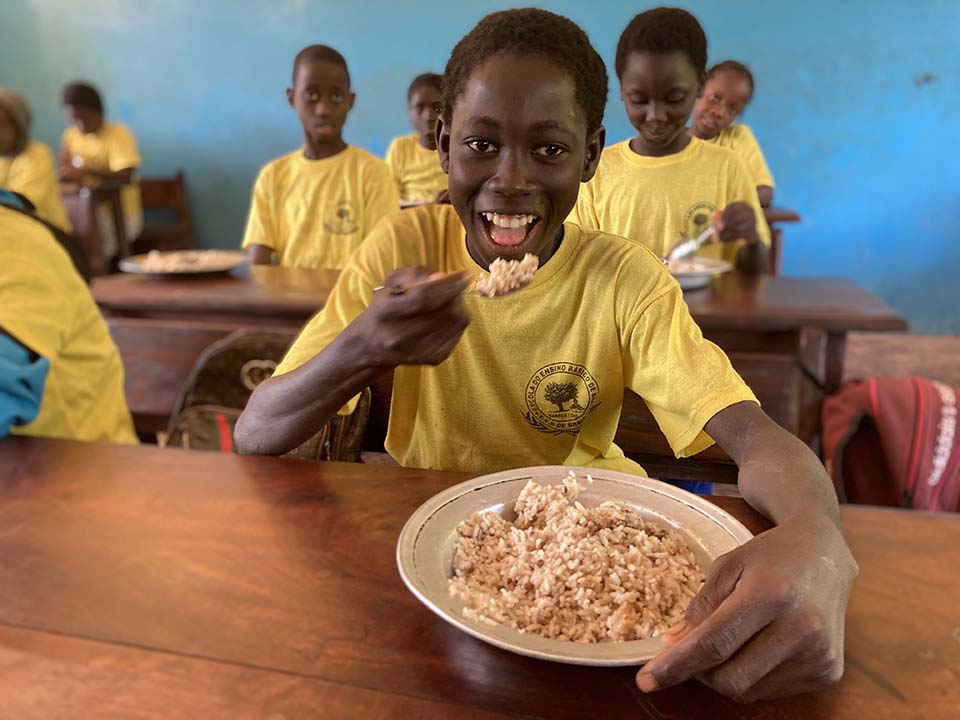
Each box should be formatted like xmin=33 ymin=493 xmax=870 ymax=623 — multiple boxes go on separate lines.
xmin=93 ymin=264 xmax=339 ymax=327
xmin=61 ymin=181 xmax=127 ymax=276
xmin=1 ymin=437 xmax=956 ymax=719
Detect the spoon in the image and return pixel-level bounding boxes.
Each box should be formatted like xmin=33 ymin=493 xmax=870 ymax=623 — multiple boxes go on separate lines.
xmin=665 ymin=225 xmax=715 ymax=263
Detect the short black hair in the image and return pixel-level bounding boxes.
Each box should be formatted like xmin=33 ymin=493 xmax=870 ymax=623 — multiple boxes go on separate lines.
xmin=707 ymin=60 xmax=755 ymax=100
xmin=292 ymin=45 xmax=350 ymax=87
xmin=408 ymin=72 xmax=443 ymax=102
xmin=443 ymin=8 xmax=608 ymax=136
xmin=62 ymin=82 xmax=103 ymax=113
xmin=615 ymin=8 xmax=707 ymax=82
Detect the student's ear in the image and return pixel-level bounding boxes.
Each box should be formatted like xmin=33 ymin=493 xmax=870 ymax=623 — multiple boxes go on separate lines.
xmin=346 ymin=92 xmax=356 ymax=112
xmin=580 ymin=126 xmax=605 ymax=183
xmin=436 ymin=115 xmax=451 ymax=173
xmin=286 ymin=88 xmax=295 ymax=107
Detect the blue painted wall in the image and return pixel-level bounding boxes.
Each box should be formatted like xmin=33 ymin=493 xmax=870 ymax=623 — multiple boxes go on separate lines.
xmin=2 ymin=0 xmax=958 ymax=331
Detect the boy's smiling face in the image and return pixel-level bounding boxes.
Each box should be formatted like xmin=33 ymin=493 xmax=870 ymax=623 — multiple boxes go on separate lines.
xmin=691 ymin=70 xmax=753 ymax=139
xmin=408 ymin=85 xmax=443 ymax=150
xmin=287 ymin=59 xmax=355 ymax=150
xmin=619 ymin=50 xmax=701 ymax=156
xmin=437 ymin=53 xmax=603 ymax=269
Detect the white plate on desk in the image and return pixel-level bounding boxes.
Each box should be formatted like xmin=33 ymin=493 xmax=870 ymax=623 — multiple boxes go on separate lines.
xmin=396 ymin=466 xmax=752 ymax=666
xmin=119 ymin=250 xmax=248 ymax=277
xmin=667 ymin=257 xmax=732 ymax=291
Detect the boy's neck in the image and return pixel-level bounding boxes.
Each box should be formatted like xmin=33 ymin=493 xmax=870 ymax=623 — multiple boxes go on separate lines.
xmin=303 ymin=136 xmax=348 ymax=160
xmin=628 ymin=132 xmax=692 ymax=158
xmin=417 ymin=134 xmax=437 ymax=151
xmin=688 ymin=126 xmax=718 ymax=142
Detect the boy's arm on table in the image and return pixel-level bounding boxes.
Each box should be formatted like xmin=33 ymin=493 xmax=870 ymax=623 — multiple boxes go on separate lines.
xmin=234 ymin=268 xmax=470 ymax=455
xmin=637 ymin=401 xmax=857 ymax=702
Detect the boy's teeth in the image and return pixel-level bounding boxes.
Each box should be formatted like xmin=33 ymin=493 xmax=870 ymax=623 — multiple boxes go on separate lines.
xmin=483 ymin=212 xmax=536 ymax=228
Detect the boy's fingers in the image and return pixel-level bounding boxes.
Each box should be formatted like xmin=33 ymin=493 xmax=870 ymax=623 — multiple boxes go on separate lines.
xmin=636 ymin=583 xmax=775 ymax=692
xmin=402 ymin=271 xmax=471 ymax=314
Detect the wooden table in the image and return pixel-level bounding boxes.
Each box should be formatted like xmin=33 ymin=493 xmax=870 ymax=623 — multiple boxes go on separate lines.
xmin=93 ymin=268 xmax=907 ymax=477
xmin=61 ymin=180 xmax=128 ymax=276
xmin=1 ymin=437 xmax=956 ymax=719
xmin=93 ymin=264 xmax=340 ymax=327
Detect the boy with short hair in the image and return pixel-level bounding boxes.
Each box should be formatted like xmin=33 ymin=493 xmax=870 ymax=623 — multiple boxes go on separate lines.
xmin=690 ymin=60 xmax=775 ymax=207
xmin=242 ymin=45 xmax=399 ymax=269
xmin=385 ymin=73 xmax=448 ymax=205
xmin=59 ymin=82 xmax=143 ymax=244
xmin=571 ymin=9 xmax=770 ymax=273
xmin=0 ymin=90 xmax=72 ymax=232
xmin=236 ymin=9 xmax=855 ymax=703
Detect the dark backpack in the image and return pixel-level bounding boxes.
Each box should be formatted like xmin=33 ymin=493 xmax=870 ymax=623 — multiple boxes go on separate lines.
xmin=165 ymin=329 xmax=371 ymax=462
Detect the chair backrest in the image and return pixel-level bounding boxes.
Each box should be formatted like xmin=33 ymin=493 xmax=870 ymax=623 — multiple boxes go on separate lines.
xmin=164 ymin=328 xmax=371 ymax=463
xmin=167 ymin=328 xmax=298 ymax=420
xmin=136 ymin=171 xmax=194 ymax=252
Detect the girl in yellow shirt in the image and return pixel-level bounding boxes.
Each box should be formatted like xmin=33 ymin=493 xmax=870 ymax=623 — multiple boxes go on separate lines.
xmin=572 ymin=9 xmax=770 ymax=273
xmin=0 ymin=90 xmax=72 ymax=232
xmin=59 ymin=82 xmax=143 ymax=250
xmin=689 ymin=61 xmax=775 ymax=207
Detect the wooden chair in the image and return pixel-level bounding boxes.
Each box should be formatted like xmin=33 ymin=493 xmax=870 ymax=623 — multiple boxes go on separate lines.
xmin=763 ymin=207 xmax=801 ymax=275
xmin=134 ymin=171 xmax=195 ymax=253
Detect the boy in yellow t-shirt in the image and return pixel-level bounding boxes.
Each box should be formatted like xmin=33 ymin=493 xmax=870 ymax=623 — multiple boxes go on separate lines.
xmin=570 ymin=9 xmax=769 ymax=272
xmin=0 ymin=203 xmax=136 ymax=444
xmin=236 ymin=10 xmax=855 ymax=705
xmin=385 ymin=73 xmax=448 ymax=205
xmin=690 ymin=61 xmax=775 ymax=207
xmin=59 ymin=82 xmax=143 ymax=244
xmin=242 ymin=45 xmax=399 ymax=270
xmin=0 ymin=90 xmax=72 ymax=232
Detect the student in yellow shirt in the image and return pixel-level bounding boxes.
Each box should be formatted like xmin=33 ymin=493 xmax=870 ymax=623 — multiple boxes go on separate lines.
xmin=690 ymin=61 xmax=775 ymax=207
xmin=235 ymin=9 xmax=855 ymax=703
xmin=0 ymin=90 xmax=72 ymax=232
xmin=571 ymin=9 xmax=770 ymax=273
xmin=59 ymin=82 xmax=143 ymax=248
xmin=0 ymin=200 xmax=136 ymax=444
xmin=243 ymin=45 xmax=399 ymax=269
xmin=385 ymin=73 xmax=448 ymax=205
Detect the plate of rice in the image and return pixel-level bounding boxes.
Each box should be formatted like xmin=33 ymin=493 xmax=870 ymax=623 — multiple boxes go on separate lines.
xmin=667 ymin=257 xmax=732 ymax=291
xmin=119 ymin=249 xmax=248 ymax=276
xmin=396 ymin=466 xmax=752 ymax=666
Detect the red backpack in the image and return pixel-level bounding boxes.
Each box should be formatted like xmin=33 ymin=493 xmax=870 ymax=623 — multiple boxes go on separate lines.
xmin=822 ymin=377 xmax=960 ymax=512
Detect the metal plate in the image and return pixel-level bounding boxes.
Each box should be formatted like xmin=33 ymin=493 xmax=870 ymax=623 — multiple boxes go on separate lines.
xmin=397 ymin=466 xmax=752 ymax=666
xmin=118 ymin=250 xmax=248 ymax=276
xmin=668 ymin=257 xmax=732 ymax=291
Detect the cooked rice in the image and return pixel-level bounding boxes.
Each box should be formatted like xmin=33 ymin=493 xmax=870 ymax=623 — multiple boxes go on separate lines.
xmin=139 ymin=250 xmax=243 ymax=272
xmin=449 ymin=472 xmax=704 ymax=642
xmin=474 ymin=253 xmax=538 ymax=297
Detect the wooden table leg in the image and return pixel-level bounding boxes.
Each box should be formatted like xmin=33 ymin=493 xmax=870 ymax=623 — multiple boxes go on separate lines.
xmin=824 ymin=330 xmax=848 ymax=394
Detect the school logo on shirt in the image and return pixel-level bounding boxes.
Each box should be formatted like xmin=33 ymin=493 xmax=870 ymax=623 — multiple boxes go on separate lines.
xmin=323 ymin=201 xmax=359 ymax=235
xmin=683 ymin=201 xmax=718 ymax=241
xmin=524 ymin=363 xmax=601 ymax=436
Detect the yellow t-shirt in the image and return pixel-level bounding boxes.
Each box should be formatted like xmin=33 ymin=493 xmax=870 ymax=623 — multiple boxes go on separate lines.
xmin=0 ymin=207 xmax=137 ymax=444
xmin=571 ymin=138 xmax=770 ymax=264
xmin=706 ymin=124 xmax=774 ymax=189
xmin=384 ymin=133 xmax=448 ymax=203
xmin=242 ymin=145 xmax=400 ymax=269
xmin=0 ymin=141 xmax=72 ymax=232
xmin=275 ymin=204 xmax=757 ymax=475
xmin=61 ymin=122 xmax=143 ymax=238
